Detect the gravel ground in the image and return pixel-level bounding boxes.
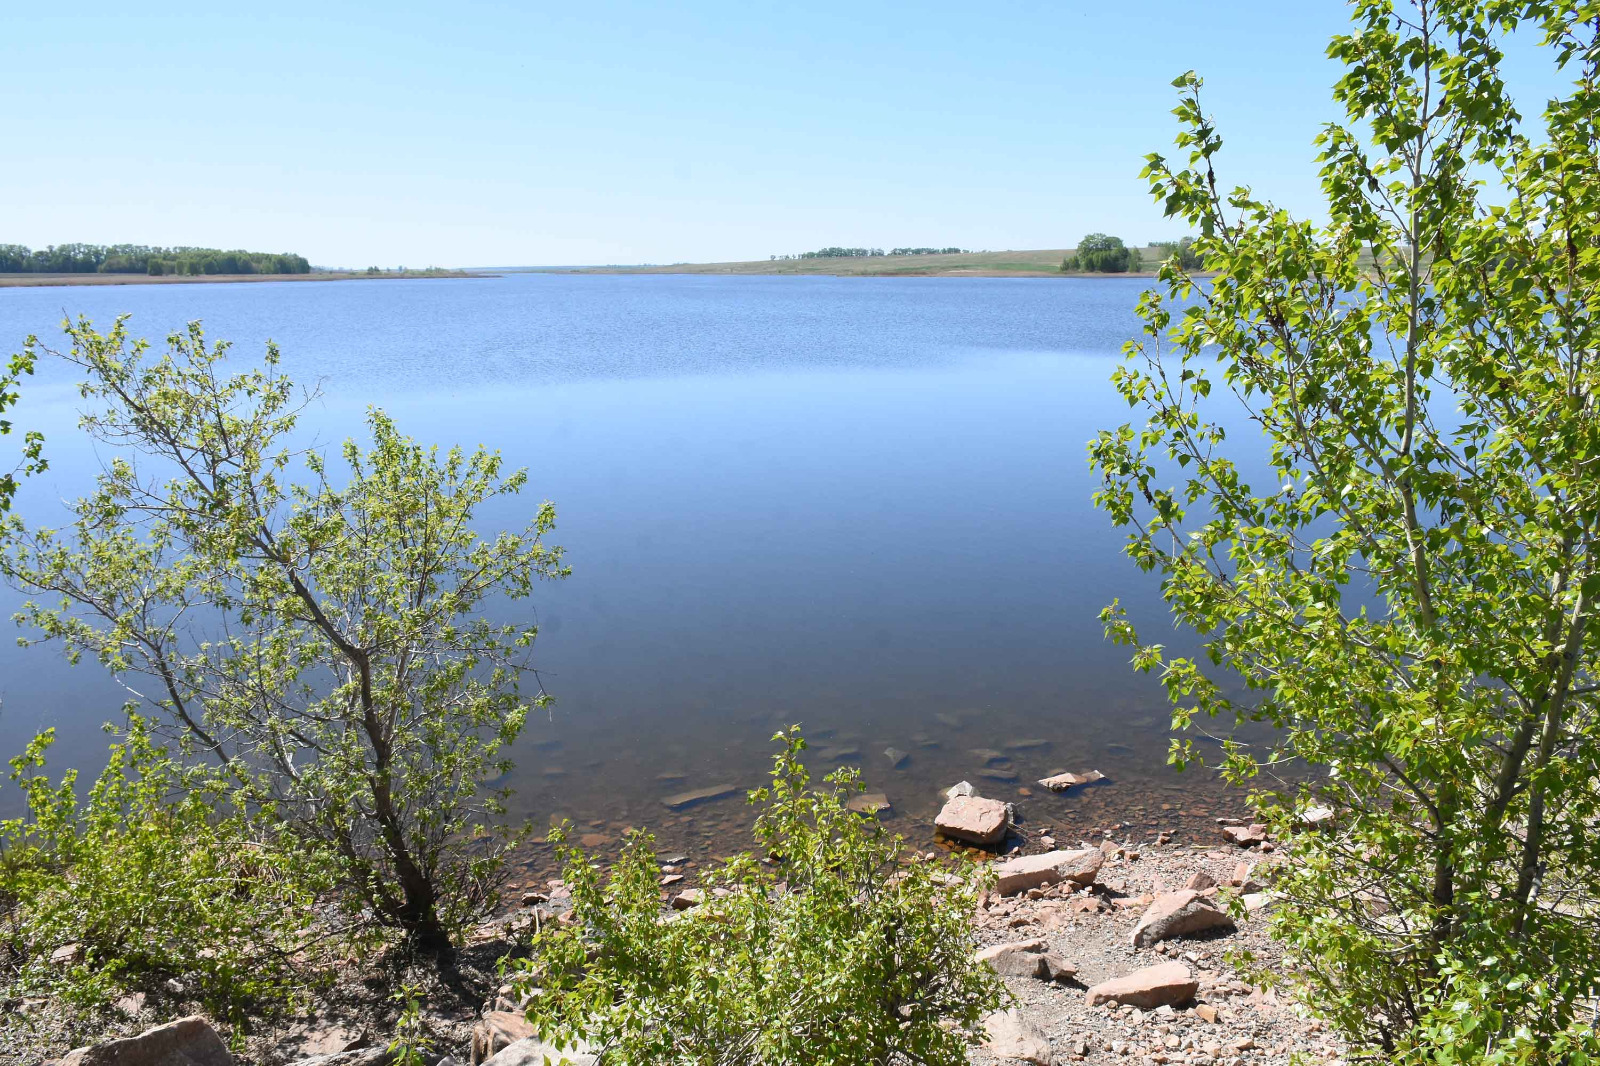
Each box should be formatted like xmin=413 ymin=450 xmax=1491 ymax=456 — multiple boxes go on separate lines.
xmin=967 ymin=833 xmax=1346 ymax=1066
xmin=0 ymin=942 xmax=509 ymax=1066
xmin=4 ymin=827 xmax=1342 ymax=1066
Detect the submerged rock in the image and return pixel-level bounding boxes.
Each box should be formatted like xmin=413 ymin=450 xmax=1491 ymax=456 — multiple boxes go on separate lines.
xmin=661 ymin=784 xmax=740 ymax=810
xmin=846 ymin=792 xmax=892 ymax=817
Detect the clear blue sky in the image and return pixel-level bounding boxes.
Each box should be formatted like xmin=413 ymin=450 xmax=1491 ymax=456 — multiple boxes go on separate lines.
xmin=1 ymin=2 xmax=1565 ymax=267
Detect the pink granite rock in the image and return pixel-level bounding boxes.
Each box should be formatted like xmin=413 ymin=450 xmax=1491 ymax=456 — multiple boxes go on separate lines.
xmin=982 ymin=1009 xmax=1054 ymax=1064
xmin=992 ymin=847 xmax=1104 ymax=895
xmin=1084 ymin=961 xmax=1199 ymax=1009
xmin=61 ymin=1017 xmax=231 ymax=1066
xmin=1037 ymin=769 xmax=1104 ymax=791
xmin=934 ymin=795 xmax=1009 ymax=846
xmin=1130 ymin=889 xmax=1236 ymax=948
xmin=1221 ymin=823 xmax=1269 ymax=847
xmin=975 ymin=938 xmax=1050 ymax=978
xmin=472 ymin=1012 xmax=536 ymax=1066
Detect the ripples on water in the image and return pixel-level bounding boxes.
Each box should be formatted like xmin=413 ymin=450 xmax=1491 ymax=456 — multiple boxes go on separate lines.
xmin=0 ymin=272 xmax=1250 ymax=861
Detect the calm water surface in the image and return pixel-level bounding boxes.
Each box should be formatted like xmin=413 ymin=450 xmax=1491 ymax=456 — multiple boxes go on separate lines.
xmin=0 ymin=273 xmax=1242 ymax=857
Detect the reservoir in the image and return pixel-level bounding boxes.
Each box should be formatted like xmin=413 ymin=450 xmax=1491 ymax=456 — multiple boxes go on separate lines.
xmin=0 ymin=272 xmax=1241 ymax=856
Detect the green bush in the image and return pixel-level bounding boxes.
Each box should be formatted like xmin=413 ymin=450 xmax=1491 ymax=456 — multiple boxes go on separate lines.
xmin=4 ymin=318 xmax=568 ymax=954
xmin=0 ymin=715 xmax=329 ymax=1022
xmin=516 ymin=728 xmax=1002 ymax=1065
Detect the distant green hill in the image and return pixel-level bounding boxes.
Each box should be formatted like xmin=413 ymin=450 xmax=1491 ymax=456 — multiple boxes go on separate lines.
xmin=551 ymin=247 xmax=1172 ymax=278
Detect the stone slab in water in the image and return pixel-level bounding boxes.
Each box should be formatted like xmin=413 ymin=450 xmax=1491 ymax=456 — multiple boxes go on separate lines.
xmin=1038 ymin=769 xmax=1105 ymax=791
xmin=661 ymin=783 xmax=740 ymax=809
xmin=847 ymin=791 xmax=891 ymax=816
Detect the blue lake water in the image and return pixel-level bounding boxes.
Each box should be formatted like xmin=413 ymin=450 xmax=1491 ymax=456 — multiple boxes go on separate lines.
xmin=0 ymin=272 xmax=1240 ymax=853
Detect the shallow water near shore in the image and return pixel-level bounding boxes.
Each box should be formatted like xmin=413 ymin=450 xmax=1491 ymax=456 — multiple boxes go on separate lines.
xmin=0 ymin=272 xmax=1250 ymax=862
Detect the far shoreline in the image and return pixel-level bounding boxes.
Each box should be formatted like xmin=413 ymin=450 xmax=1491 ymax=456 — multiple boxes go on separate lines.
xmin=520 ymin=246 xmax=1194 ymax=280
xmin=0 ymin=270 xmax=493 ymax=289
xmin=541 ymin=267 xmax=1166 ymax=279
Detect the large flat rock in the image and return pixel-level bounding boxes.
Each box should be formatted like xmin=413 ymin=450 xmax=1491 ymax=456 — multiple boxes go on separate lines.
xmin=981 ymin=1009 xmax=1054 ymax=1065
xmin=975 ymin=938 xmax=1050 ymax=978
xmin=289 ymin=1053 xmax=387 ymax=1066
xmin=1084 ymin=961 xmax=1199 ymax=1009
xmin=975 ymin=939 xmax=1077 ymax=983
xmin=1130 ymin=889 xmax=1236 ymax=948
xmin=61 ymin=1016 xmax=231 ymax=1066
xmin=934 ymin=795 xmax=1009 ymax=846
xmin=993 ymin=847 xmax=1104 ymax=895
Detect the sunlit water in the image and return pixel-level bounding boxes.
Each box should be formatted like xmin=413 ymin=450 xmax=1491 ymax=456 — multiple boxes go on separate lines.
xmin=0 ymin=272 xmax=1248 ymax=861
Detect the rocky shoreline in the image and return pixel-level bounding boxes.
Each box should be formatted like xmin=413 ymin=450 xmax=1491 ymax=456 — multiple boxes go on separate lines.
xmin=500 ymin=732 xmax=1262 ymax=889
xmin=10 ymin=775 xmax=1338 ymax=1066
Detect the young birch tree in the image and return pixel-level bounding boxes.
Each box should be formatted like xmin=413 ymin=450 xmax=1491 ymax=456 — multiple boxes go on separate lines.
xmin=3 ymin=317 xmax=567 ymax=954
xmin=1092 ymin=1 xmax=1600 ymax=1059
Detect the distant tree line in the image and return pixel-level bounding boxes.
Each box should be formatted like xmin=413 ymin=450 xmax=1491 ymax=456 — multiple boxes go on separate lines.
xmin=770 ymin=246 xmax=970 ymax=260
xmin=0 ymin=244 xmax=312 ymax=276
